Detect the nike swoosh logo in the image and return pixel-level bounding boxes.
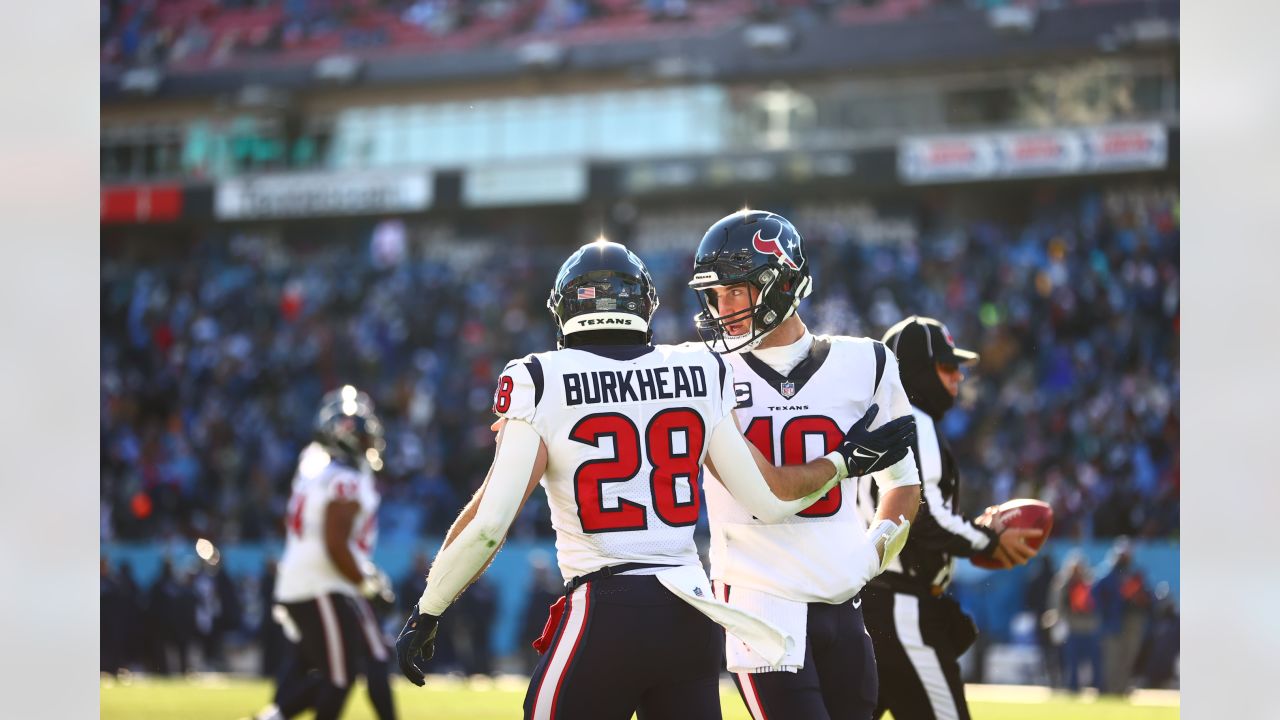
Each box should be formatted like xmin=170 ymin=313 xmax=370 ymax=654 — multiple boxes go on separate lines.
xmin=851 ymin=448 xmax=880 ymax=460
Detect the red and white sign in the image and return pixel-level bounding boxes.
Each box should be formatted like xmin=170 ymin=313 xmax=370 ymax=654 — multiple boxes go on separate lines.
xmin=899 ymin=123 xmax=1166 ymax=183
xmin=996 ymin=130 xmax=1086 ymax=176
xmin=101 ymin=185 xmax=183 ymax=223
xmin=1084 ymin=124 xmax=1167 ymax=171
xmin=898 ymin=135 xmax=999 ymax=182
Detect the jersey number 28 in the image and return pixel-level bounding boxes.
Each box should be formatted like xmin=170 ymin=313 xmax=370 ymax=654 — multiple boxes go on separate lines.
xmin=569 ymin=409 xmax=704 ymax=533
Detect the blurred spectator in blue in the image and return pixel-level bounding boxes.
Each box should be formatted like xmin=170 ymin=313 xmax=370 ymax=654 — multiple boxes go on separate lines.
xmin=455 ymin=576 xmax=499 ymax=675
xmin=1053 ymin=555 xmax=1102 ymax=692
xmin=1095 ymin=539 xmax=1151 ymax=694
xmin=519 ymin=551 xmax=565 ymax=673
xmin=1026 ymin=554 xmax=1061 ymax=687
xmin=101 ymin=556 xmax=126 ymax=675
xmin=258 ymin=559 xmax=288 ymax=678
xmin=1137 ymin=582 xmax=1179 ymax=688
xmin=146 ymin=558 xmax=196 ymax=675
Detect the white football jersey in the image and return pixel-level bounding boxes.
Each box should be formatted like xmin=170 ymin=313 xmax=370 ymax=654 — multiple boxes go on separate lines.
xmin=705 ymin=334 xmax=915 ymax=604
xmin=275 ymin=443 xmax=381 ymax=602
xmin=493 ymin=343 xmax=735 ymax=582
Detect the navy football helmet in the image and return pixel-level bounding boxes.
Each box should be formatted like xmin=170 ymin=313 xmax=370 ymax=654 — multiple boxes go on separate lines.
xmin=315 ymin=385 xmax=386 ymax=471
xmin=547 ymin=238 xmax=659 ymax=348
xmin=688 ymin=210 xmax=812 ymax=353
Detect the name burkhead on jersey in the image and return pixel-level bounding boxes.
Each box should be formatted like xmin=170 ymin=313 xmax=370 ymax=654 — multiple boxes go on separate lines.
xmin=564 ymin=364 xmax=709 ymax=406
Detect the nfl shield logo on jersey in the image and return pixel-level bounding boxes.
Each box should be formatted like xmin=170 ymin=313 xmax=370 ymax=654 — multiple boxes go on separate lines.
xmin=780 ymin=381 xmax=796 ymax=398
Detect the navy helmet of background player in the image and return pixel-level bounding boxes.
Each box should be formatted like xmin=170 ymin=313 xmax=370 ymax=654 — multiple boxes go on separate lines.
xmin=690 ymin=210 xmax=812 ymax=354
xmin=395 ymin=238 xmax=910 ymax=720
xmin=314 ymin=385 xmax=386 ymax=472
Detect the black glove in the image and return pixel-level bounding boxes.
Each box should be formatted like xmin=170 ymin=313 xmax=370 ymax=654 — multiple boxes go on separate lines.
xmin=831 ymin=403 xmax=916 ymax=477
xmin=396 ymin=604 xmax=440 ymax=687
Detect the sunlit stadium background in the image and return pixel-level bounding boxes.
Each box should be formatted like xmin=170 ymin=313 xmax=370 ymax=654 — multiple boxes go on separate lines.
xmin=100 ymin=0 xmax=1179 ymax=715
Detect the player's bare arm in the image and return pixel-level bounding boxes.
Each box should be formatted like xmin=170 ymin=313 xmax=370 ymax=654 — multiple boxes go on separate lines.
xmin=429 ymin=420 xmax=548 ymax=607
xmin=397 ymin=419 xmax=548 ymax=686
xmin=874 ymin=484 xmax=920 ymax=528
xmin=322 ymin=498 xmax=365 ymax=585
xmin=709 ymin=401 xmax=917 ymax=505
xmin=705 ymin=415 xmax=842 ymax=522
xmin=707 ymin=411 xmax=842 ymax=501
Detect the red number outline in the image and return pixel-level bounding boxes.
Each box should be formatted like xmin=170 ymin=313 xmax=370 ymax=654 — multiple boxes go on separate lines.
xmin=493 ymin=376 xmax=515 ymax=414
xmin=570 ymin=412 xmax=647 ymax=533
xmin=569 ymin=409 xmax=707 ymax=533
xmin=646 ymin=408 xmax=704 ymax=528
xmin=743 ymin=415 xmax=844 ymax=518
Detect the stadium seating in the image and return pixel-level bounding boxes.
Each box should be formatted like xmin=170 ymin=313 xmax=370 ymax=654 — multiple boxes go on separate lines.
xmin=100 ymin=185 xmax=1179 ymax=546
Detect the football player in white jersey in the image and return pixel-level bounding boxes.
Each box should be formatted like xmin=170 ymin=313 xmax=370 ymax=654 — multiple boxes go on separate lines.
xmin=254 ymin=387 xmax=397 ymax=720
xmin=395 ymin=239 xmax=916 ymax=720
xmin=687 ymin=210 xmax=923 ymax=720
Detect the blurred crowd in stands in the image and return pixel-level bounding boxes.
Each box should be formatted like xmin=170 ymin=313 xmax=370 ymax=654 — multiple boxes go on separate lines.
xmin=100 ymin=0 xmax=1110 ymax=70
xmin=796 ymin=187 xmax=1181 ymax=542
xmin=101 ymin=0 xmax=742 ymax=69
xmin=101 ymin=184 xmax=1179 ymax=546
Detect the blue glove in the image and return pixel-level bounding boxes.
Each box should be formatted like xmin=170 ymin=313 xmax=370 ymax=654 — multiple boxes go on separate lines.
xmin=396 ymin=604 xmax=440 ymax=687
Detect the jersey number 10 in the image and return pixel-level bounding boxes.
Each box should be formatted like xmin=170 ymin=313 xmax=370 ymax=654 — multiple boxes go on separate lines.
xmin=744 ymin=416 xmax=844 ymax=517
xmin=570 ymin=408 xmax=704 ymax=533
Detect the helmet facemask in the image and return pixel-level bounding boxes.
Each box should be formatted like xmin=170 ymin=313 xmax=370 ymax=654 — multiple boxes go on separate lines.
xmin=691 ymin=266 xmax=811 ymax=354
xmin=687 ymin=210 xmax=813 ymax=355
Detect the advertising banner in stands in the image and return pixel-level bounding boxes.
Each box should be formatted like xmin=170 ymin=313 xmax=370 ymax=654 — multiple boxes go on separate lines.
xmin=101 ymin=184 xmax=184 ymax=224
xmin=898 ymin=136 xmax=1000 ymax=184
xmin=620 ymin=151 xmax=856 ymax=195
xmin=996 ymin=130 xmax=1086 ymax=176
xmin=1083 ymin=124 xmax=1168 ymax=171
xmin=898 ymin=123 xmax=1167 ymax=183
xmin=463 ymin=161 xmax=587 ymax=207
xmin=214 ymin=170 xmax=433 ymax=219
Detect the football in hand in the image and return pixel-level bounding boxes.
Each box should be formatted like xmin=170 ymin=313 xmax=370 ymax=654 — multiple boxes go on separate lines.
xmin=971 ymin=499 xmax=1054 ymax=569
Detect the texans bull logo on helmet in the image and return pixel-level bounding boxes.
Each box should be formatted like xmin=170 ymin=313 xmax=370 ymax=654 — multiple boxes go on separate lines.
xmin=752 ymin=226 xmax=800 ymax=270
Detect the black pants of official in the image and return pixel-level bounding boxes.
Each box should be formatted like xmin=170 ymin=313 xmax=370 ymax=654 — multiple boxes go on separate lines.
xmin=275 ymin=593 xmax=394 ymax=720
xmin=523 ymin=574 xmax=723 ymax=720
xmin=724 ymin=589 xmax=878 ymax=720
xmin=862 ymin=586 xmax=971 ymax=720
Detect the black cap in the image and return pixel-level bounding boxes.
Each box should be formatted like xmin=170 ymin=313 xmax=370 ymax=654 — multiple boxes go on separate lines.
xmin=881 ymin=316 xmax=979 ymax=368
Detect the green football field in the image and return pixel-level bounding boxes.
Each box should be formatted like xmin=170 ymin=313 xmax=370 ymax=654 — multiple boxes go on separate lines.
xmin=100 ymin=675 xmax=1179 ymax=719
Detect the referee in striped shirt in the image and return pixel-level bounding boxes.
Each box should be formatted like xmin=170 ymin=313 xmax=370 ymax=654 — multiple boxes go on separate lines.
xmin=860 ymin=316 xmax=1042 ymax=720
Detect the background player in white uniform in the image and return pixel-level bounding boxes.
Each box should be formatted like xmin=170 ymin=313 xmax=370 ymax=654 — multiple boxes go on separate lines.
xmin=254 ymin=387 xmax=397 ymax=720
xmin=688 ymin=210 xmax=922 ymax=720
xmin=394 ymin=239 xmax=915 ymax=720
